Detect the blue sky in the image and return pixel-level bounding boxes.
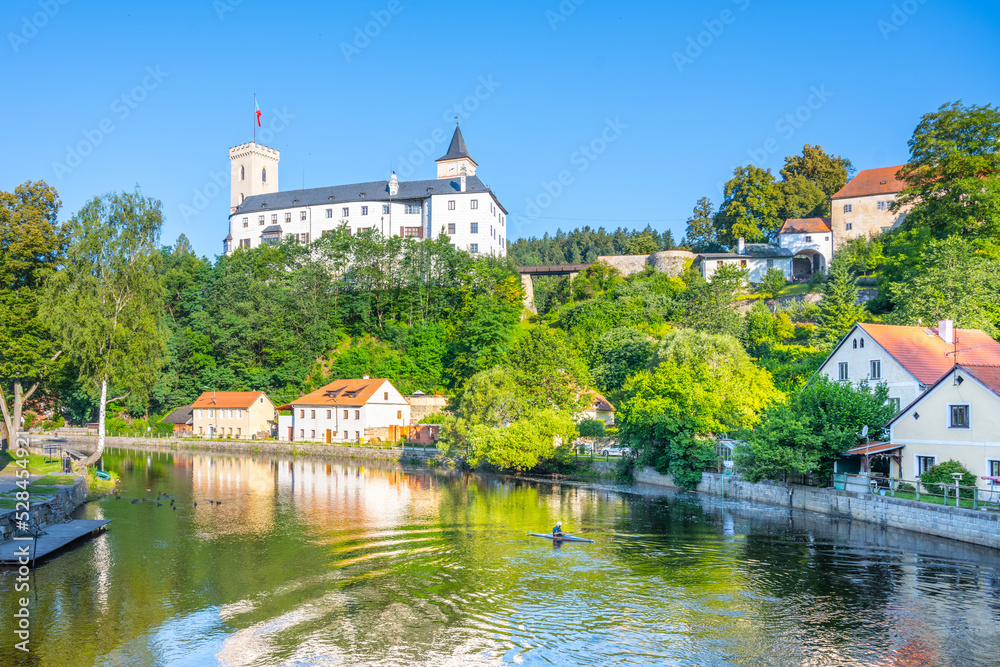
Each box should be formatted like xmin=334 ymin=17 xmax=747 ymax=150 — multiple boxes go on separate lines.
xmin=2 ymin=0 xmax=999 ymax=257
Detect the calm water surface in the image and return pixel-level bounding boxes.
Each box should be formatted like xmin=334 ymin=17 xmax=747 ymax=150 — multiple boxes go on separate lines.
xmin=2 ymin=448 xmax=999 ymax=666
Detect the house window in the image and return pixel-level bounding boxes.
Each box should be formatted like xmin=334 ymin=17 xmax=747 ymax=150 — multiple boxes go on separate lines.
xmin=354 ymin=410 xmax=360 ymax=419
xmin=470 ymin=243 xmax=479 ymax=253
xmin=326 ymin=208 xmax=333 ymax=218
xmin=240 ymin=239 xmax=251 ymax=249
xmin=838 ymin=362 xmax=849 ymax=381
xmin=326 ymin=410 xmax=331 ymax=419
xmin=852 ymin=339 xmax=857 ymax=349
xmin=470 ymin=222 xmax=478 ymax=234
xmin=716 ymin=260 xmax=723 ymax=268
xmin=844 ymin=204 xmax=852 ymax=213
xmin=242 ymin=217 xmax=248 ymax=228
xmin=285 ymin=212 xmax=292 ymax=223
xmin=860 ymin=338 xmax=864 ymax=348
xmin=470 ymin=199 xmax=478 ymax=210
xmin=740 ymin=259 xmax=747 ymax=268
xmin=990 ymin=460 xmax=1000 ymax=477
xmin=343 ymin=409 xmax=349 ymax=419
xmin=300 ymin=409 xmax=305 ymax=418
xmin=384 ymin=392 xmax=388 ymax=400
xmin=344 ymin=431 xmax=348 ymax=439
xmin=949 ymin=404 xmax=970 ymax=429
xmin=198 ymin=409 xmax=203 ymax=418
xmin=271 ymin=214 xmax=278 ymax=223
xmin=845 ymin=223 xmax=853 ymax=231
xmin=262 ymin=168 xmax=267 ymax=183
xmin=300 ymin=211 xmax=307 ymax=220
xmin=877 ymin=201 xmax=887 ymax=211
xmin=766 ymin=259 xmax=773 ymax=268
xmin=208 ymin=409 xmax=214 ymax=418
xmin=397 ymin=410 xmax=402 ymax=419
xmin=447 ymin=223 xmax=456 ymax=234
xmin=448 ymin=200 xmax=456 ymax=210
xmin=259 ymin=215 xmax=265 ymax=225
xmin=311 ymin=430 xmax=315 ymax=439
xmin=300 ymin=429 xmax=304 ymax=438
xmin=311 ymin=410 xmax=316 ymax=419
xmin=805 ymin=236 xmax=812 ymax=242
xmin=355 ymin=431 xmax=360 ymax=439
xmin=916 ymin=456 xmax=935 ymax=476
xmin=383 ymin=204 xmax=390 ymax=214
xmin=403 ymin=227 xmax=422 ymax=238
xmin=342 ymin=207 xmax=349 ymax=217
xmin=888 ymin=397 xmax=901 ymax=412
xmin=870 ymin=360 xmax=882 ymax=380
xmin=236 ymin=428 xmax=241 ymax=436
xmin=241 ymin=166 xmax=245 ymax=181
xmin=405 ymin=204 xmax=421 ymax=214
xmin=361 ymin=206 xmax=368 ymax=216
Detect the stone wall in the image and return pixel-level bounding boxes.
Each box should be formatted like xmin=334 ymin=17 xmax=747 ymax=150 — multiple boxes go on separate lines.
xmin=634 ymin=467 xmax=1000 ymax=549
xmin=0 ymin=476 xmax=89 ymax=542
xmin=407 ymin=394 xmax=450 ymax=423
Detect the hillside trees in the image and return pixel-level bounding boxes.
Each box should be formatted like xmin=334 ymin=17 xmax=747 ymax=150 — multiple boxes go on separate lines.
xmin=714 ymin=164 xmax=781 ymax=246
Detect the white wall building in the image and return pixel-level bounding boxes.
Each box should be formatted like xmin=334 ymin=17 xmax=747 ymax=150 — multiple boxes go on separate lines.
xmin=277 ymin=378 xmax=410 ymax=443
xmin=776 ymin=217 xmax=833 ymax=278
xmin=224 ymin=125 xmax=508 ymax=257
xmin=817 ymin=321 xmax=1000 ymax=412
xmin=830 ymin=165 xmax=911 ymax=250
xmin=693 ymin=238 xmax=793 ymax=284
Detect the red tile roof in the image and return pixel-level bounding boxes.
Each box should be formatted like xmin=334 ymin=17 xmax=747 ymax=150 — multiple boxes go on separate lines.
xmin=280 ymin=379 xmax=398 ymax=408
xmin=961 ymin=364 xmax=1000 ymax=397
xmin=857 ymin=323 xmax=1000 ymax=385
xmin=831 ymin=165 xmax=907 ymax=199
xmin=844 ymin=441 xmax=905 ymax=456
xmin=778 ymin=218 xmax=832 ymax=234
xmin=590 ymin=390 xmax=616 ymax=413
xmin=192 ymin=391 xmax=269 ymax=409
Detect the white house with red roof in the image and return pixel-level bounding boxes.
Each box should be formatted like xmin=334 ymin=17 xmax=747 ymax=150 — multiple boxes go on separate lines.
xmin=577 ymin=390 xmax=617 ymax=426
xmin=191 ymin=391 xmax=277 ymax=439
xmin=277 ymin=377 xmax=410 ymax=443
xmin=871 ymin=364 xmax=1000 ymax=491
xmin=830 ymin=165 xmax=911 ymax=250
xmin=817 ymin=321 xmax=1000 ymax=412
xmin=776 ymin=217 xmax=833 ymax=278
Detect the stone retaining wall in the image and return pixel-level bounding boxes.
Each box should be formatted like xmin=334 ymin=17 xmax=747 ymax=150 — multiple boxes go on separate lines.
xmin=0 ymin=476 xmax=89 ymax=542
xmin=634 ymin=467 xmax=1000 ymax=549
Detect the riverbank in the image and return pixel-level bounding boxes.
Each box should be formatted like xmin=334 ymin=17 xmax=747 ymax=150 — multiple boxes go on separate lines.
xmin=635 ymin=467 xmax=1000 ymax=550
xmin=0 ymin=474 xmax=90 ymax=542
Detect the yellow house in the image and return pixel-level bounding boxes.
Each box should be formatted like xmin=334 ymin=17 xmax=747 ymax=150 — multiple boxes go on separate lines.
xmin=888 ymin=364 xmax=1000 ymax=491
xmin=191 ymin=391 xmax=276 ymax=439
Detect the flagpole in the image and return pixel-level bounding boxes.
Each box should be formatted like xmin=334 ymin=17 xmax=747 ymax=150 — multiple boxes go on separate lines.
xmin=253 ymin=92 xmax=256 ymax=145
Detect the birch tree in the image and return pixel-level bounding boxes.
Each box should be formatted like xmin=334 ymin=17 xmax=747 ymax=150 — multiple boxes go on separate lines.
xmin=42 ymin=189 xmax=166 ymax=467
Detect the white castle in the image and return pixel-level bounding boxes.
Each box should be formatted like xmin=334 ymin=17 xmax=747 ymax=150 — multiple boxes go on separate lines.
xmin=224 ymin=125 xmax=508 ymax=257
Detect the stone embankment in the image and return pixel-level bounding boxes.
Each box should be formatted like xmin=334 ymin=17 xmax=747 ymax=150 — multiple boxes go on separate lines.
xmin=0 ymin=475 xmax=89 ymax=543
xmin=635 ymin=468 xmax=1000 ymax=550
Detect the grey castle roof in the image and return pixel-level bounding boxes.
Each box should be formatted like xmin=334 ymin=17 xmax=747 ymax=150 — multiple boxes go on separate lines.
xmin=262 ymin=225 xmax=283 ymax=233
xmin=161 ymin=406 xmax=193 ymax=425
xmin=232 ymin=174 xmax=493 ymax=217
xmin=696 ymin=244 xmax=793 ymax=259
xmin=438 ymin=125 xmax=472 ymax=161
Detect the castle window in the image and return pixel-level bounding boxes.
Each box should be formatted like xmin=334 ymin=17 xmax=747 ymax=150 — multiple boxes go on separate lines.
xmin=285 ymin=212 xmax=292 ymax=223
xmin=326 ymin=208 xmax=333 ymax=218
xmin=766 ymin=259 xmax=774 ymax=268
xmin=241 ymin=166 xmax=245 ymax=181
xmin=470 ymin=222 xmax=478 ymax=234
xmin=262 ymin=168 xmax=267 ymax=183
xmin=342 ymin=207 xmax=349 ymax=217
xmin=845 ymin=223 xmax=853 ymax=231
xmin=240 ymin=239 xmax=250 ymax=249
xmin=448 ymin=200 xmax=456 ymax=210
xmin=259 ymin=215 xmax=265 ymax=225
xmin=271 ymin=214 xmax=278 ymax=223
xmin=242 ymin=217 xmax=248 ymax=228
xmin=361 ymin=206 xmax=368 ymax=216
xmin=405 ymin=204 xmax=421 ymax=214
xmin=447 ymin=223 xmax=456 ymax=234
xmin=470 ymin=199 xmax=478 ymax=210
xmin=470 ymin=243 xmax=479 ymax=253
xmin=844 ymin=204 xmax=852 ymax=213
xmin=383 ymin=204 xmax=390 ymax=214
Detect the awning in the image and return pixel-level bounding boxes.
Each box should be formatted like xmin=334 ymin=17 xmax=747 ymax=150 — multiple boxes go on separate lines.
xmin=844 ymin=442 xmax=906 ymax=456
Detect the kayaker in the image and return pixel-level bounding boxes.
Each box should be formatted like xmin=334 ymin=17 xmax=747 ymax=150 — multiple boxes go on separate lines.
xmin=552 ymin=521 xmax=565 ymax=538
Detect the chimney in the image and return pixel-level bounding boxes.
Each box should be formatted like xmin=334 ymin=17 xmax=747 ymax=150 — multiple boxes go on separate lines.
xmin=938 ymin=320 xmax=954 ymax=345
xmin=737 ymin=237 xmax=745 ymax=255
xmin=362 ymin=375 xmax=370 ymax=380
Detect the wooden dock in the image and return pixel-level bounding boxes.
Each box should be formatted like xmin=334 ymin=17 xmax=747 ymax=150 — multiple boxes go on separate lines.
xmin=0 ymin=520 xmax=111 ymax=565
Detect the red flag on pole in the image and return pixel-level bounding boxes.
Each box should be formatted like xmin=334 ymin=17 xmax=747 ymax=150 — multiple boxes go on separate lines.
xmin=255 ymin=99 xmax=262 ymax=127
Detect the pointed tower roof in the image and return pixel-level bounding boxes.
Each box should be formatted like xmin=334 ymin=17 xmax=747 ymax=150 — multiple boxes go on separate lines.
xmin=438 ymin=124 xmax=471 ymax=161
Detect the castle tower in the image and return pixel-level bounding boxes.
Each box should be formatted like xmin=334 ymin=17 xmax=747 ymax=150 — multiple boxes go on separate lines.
xmin=229 ymin=143 xmax=280 ymax=211
xmin=435 ymin=124 xmax=477 ymax=179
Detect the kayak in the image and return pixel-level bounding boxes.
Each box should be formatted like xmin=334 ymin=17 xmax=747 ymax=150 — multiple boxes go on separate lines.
xmin=527 ymin=532 xmax=594 ymax=543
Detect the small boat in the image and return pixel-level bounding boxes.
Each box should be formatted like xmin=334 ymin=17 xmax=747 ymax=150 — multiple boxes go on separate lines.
xmin=527 ymin=532 xmax=594 ymax=543
xmin=94 ymin=470 xmax=111 ymax=481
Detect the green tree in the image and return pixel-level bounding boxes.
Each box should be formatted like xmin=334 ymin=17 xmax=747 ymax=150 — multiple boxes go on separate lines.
xmin=715 ymin=165 xmax=781 ymax=246
xmin=677 ymin=264 xmax=746 ymax=337
xmin=894 ymin=101 xmax=1000 ymax=240
xmin=779 ymin=144 xmax=855 ymax=216
xmin=42 ymin=189 xmax=168 ymax=467
xmin=815 ymin=260 xmax=867 ymax=347
xmin=736 ymin=377 xmax=896 ymax=482
xmin=588 ymin=327 xmax=656 ymax=396
xmin=0 ymin=181 xmax=65 ymax=447
xmin=775 ymin=174 xmax=827 ymax=222
xmin=683 ymin=197 xmax=721 ymax=252
xmin=758 ymin=266 xmax=787 ymax=299
xmin=466 ymin=408 xmax=578 ymax=471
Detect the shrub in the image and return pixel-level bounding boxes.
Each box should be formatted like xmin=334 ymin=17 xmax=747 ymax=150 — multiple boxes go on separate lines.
xmin=419 ymin=413 xmax=449 ymax=424
xmin=577 ymin=418 xmax=606 ymax=438
xmin=23 ymin=411 xmax=40 ymax=430
xmin=919 ymin=459 xmax=977 ymax=499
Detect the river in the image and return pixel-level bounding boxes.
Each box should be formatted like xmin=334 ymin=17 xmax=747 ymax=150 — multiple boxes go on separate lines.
xmin=2 ymin=448 xmax=999 ymax=666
